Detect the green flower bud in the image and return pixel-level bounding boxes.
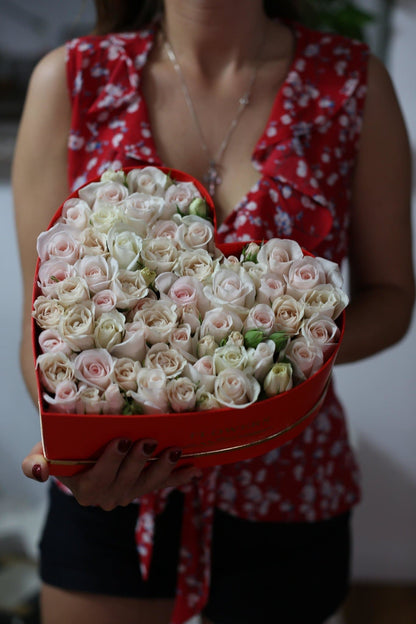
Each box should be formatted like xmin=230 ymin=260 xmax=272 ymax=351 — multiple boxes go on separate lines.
xmin=140 ymin=267 xmax=156 ymax=286
xmin=242 ymin=242 xmax=260 ymax=263
xmin=189 ymin=197 xmax=209 ymax=218
xmin=244 ymin=329 xmax=265 ymax=349
xmin=269 ymin=332 xmax=289 ymax=352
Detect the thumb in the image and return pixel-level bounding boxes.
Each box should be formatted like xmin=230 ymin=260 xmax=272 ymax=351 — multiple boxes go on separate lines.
xmin=22 ymin=441 xmax=50 ymax=483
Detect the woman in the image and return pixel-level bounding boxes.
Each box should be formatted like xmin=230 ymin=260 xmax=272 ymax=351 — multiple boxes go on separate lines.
xmin=15 ymin=1 xmax=414 ymax=623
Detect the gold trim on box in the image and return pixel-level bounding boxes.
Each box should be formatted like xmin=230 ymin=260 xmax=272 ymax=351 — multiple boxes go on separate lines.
xmin=47 ymin=377 xmax=331 ymax=467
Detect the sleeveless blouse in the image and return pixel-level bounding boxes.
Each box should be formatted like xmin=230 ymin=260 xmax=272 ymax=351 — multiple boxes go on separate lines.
xmin=65 ymin=22 xmax=369 ymax=623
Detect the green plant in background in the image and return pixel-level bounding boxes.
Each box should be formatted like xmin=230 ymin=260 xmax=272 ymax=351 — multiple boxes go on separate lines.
xmin=299 ymin=0 xmax=375 ymax=40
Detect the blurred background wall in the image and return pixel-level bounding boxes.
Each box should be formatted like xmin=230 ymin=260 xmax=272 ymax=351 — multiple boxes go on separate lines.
xmin=0 ymin=0 xmax=415 ymax=581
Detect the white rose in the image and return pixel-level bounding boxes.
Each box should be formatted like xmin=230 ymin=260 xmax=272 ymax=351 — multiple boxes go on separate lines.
xmin=300 ymin=313 xmax=340 ymax=358
xmin=127 ymin=368 xmax=169 ymax=414
xmin=89 ymin=204 xmax=125 ymax=233
xmin=111 ymin=321 xmax=147 ymax=361
xmin=32 ymin=297 xmax=65 ymax=330
xmin=94 ymin=310 xmax=126 ymax=350
xmin=315 ymin=255 xmax=344 ymax=289
xmin=173 ymin=249 xmax=217 ymax=282
xmin=73 ymin=348 xmax=115 ymax=390
xmin=107 ymin=223 xmax=143 ymax=270
xmin=100 ymin=169 xmax=126 ymax=185
xmin=214 ymin=368 xmax=261 ymax=409
xmin=36 ymin=352 xmax=75 ymax=393
xmin=226 ymin=331 xmax=245 ymax=347
xmin=55 ymin=275 xmax=90 ymax=307
xmin=200 ymin=307 xmax=243 ymax=342
xmin=78 ymin=180 xmax=129 ymax=208
xmin=61 ymin=197 xmax=92 ymax=230
xmin=246 ymin=340 xmax=276 ymax=382
xmin=76 ymin=383 xmax=124 ymax=414
xmin=37 ymin=222 xmax=82 ymax=264
xmin=111 ymin=268 xmax=151 ymax=310
xmin=43 ymin=380 xmax=79 ymax=413
xmin=175 ymin=215 xmax=215 ymax=252
xmin=203 ymin=266 xmax=256 ymax=317
xmin=141 ymin=237 xmax=180 ymax=273
xmin=285 ymin=256 xmax=327 ymax=298
xmin=272 ymin=295 xmax=305 ymax=335
xmin=123 ymin=192 xmax=165 ymax=230
xmin=126 ymin=166 xmax=171 ymax=196
xmin=241 ymin=260 xmax=268 ymax=289
xmin=113 ymin=357 xmax=140 ymax=391
xmin=37 ymin=259 xmax=76 ymax=297
xmin=80 ymin=227 xmax=108 ymax=256
xmin=195 ymin=388 xmax=221 ymax=411
xmin=144 ymin=343 xmax=187 ymax=379
xmin=60 ymin=301 xmax=95 ymax=351
xmin=167 ymin=377 xmax=197 ymax=412
xmin=169 ymin=323 xmax=199 ymax=362
xmin=243 ymin=303 xmax=276 ymax=335
xmin=196 ymin=334 xmax=218 ymax=358
xmin=180 ymin=302 xmax=201 ymax=334
xmin=285 ymin=336 xmax=324 ymax=379
xmin=263 ymin=362 xmax=293 ymax=396
xmin=257 ymin=238 xmax=303 ymax=273
xmin=302 ymin=284 xmax=349 ymax=320
xmin=213 ymin=344 xmax=248 ymax=373
xmin=76 ymin=256 xmax=118 ymax=293
xmin=133 ymin=300 xmax=178 ymax=345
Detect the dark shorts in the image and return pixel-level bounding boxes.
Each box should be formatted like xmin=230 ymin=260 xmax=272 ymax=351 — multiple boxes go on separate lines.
xmin=40 ymin=481 xmax=351 ymax=624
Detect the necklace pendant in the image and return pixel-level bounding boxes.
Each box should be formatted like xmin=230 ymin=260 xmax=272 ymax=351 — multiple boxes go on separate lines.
xmin=204 ymin=161 xmax=222 ymax=197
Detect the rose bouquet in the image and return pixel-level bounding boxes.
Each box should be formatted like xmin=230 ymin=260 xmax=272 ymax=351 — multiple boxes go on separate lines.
xmin=32 ymin=166 xmax=347 ymax=474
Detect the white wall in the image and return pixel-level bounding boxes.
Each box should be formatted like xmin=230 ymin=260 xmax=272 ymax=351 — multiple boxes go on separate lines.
xmin=336 ymin=0 xmax=416 ymax=582
xmin=0 ymin=0 xmax=415 ymax=581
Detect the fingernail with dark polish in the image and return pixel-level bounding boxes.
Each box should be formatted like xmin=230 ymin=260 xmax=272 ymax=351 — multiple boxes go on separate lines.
xmin=169 ymin=449 xmax=182 ymax=464
xmin=142 ymin=442 xmax=157 ymax=456
xmin=32 ymin=464 xmax=43 ymax=482
xmin=118 ymin=439 xmax=132 ymax=454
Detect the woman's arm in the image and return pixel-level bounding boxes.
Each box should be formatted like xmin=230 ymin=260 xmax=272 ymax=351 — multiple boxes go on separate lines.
xmin=14 ymin=48 xmax=202 ymax=499
xmin=337 ymin=54 xmax=415 ymax=364
xmin=13 ymin=45 xmax=71 ymax=401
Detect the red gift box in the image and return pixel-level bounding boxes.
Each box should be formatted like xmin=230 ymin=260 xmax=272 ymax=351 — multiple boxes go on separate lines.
xmin=32 ymin=167 xmax=344 ymax=476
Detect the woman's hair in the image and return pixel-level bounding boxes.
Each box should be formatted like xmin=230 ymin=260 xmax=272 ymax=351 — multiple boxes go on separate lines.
xmin=93 ymin=0 xmax=301 ymax=34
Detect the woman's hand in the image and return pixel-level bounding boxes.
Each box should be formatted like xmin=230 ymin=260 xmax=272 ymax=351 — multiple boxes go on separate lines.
xmin=22 ymin=440 xmax=202 ymax=511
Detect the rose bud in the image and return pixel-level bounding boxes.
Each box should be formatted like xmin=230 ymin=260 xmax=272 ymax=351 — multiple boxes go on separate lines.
xmin=263 ymin=363 xmax=293 ymax=397
xmin=242 ymin=242 xmax=260 ymax=263
xmin=244 ymin=329 xmax=265 ymax=349
xmin=197 ymin=335 xmax=218 ymax=358
xmin=269 ymin=331 xmax=290 ymax=352
xmin=189 ymin=197 xmax=209 ymax=218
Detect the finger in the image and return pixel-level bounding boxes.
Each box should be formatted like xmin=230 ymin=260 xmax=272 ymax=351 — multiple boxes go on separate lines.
xmin=114 ymin=439 xmax=158 ymax=500
xmin=132 ymin=447 xmax=185 ymax=496
xmin=21 ymin=442 xmax=49 ymax=483
xmin=164 ymin=465 xmax=204 ymax=489
xmin=61 ymin=438 xmax=133 ymax=505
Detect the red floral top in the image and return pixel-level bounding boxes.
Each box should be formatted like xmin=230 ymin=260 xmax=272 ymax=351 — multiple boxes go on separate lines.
xmin=65 ymin=22 xmax=369 ymax=623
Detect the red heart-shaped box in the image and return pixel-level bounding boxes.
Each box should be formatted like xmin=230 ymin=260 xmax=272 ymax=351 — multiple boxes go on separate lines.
xmin=32 ymin=167 xmax=344 ymax=476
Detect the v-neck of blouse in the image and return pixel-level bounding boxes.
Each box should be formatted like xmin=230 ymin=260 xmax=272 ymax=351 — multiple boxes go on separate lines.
xmin=136 ymin=21 xmax=305 ymax=229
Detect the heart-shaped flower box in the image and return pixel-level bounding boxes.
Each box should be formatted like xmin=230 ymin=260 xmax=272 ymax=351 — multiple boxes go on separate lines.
xmin=32 ymin=167 xmax=345 ymax=476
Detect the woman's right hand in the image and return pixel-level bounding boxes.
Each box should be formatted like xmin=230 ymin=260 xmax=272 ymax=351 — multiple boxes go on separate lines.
xmin=22 ymin=440 xmax=202 ymax=510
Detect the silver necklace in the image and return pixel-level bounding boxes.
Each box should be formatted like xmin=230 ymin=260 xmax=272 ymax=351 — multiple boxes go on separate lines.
xmin=163 ymin=32 xmax=264 ymax=197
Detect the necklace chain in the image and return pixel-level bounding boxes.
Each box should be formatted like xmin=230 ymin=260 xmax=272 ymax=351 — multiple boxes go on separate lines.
xmin=163 ymin=32 xmax=264 ymax=197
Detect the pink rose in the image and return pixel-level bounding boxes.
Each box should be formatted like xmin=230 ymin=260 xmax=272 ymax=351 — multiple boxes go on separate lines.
xmin=38 ymin=329 xmax=72 ymax=356
xmin=200 ymin=307 xmax=243 ymax=342
xmin=92 ymin=289 xmax=117 ymax=315
xmin=73 ymin=348 xmax=115 ymax=390
xmin=256 ymin=273 xmax=286 ymax=305
xmin=167 ymin=377 xmax=197 ymax=412
xmin=127 ymin=368 xmax=169 ymax=414
xmin=37 ymin=259 xmax=76 ymax=297
xmin=110 ymin=321 xmax=147 ymax=361
xmin=37 ymin=223 xmax=81 ymax=264
xmin=43 ymin=380 xmax=79 ymax=413
xmin=75 ymin=256 xmax=118 ymax=293
xmin=36 ymin=352 xmax=75 ymax=393
xmin=300 ymin=314 xmax=340 ymax=358
xmin=243 ymin=303 xmax=276 ymax=335
xmin=257 ymin=238 xmax=303 ymax=273
xmin=285 ymin=337 xmax=324 ymax=379
xmin=163 ymin=182 xmax=201 ymax=218
xmin=61 ymin=197 xmax=92 ymax=230
xmin=286 ymin=257 xmax=326 ymax=298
